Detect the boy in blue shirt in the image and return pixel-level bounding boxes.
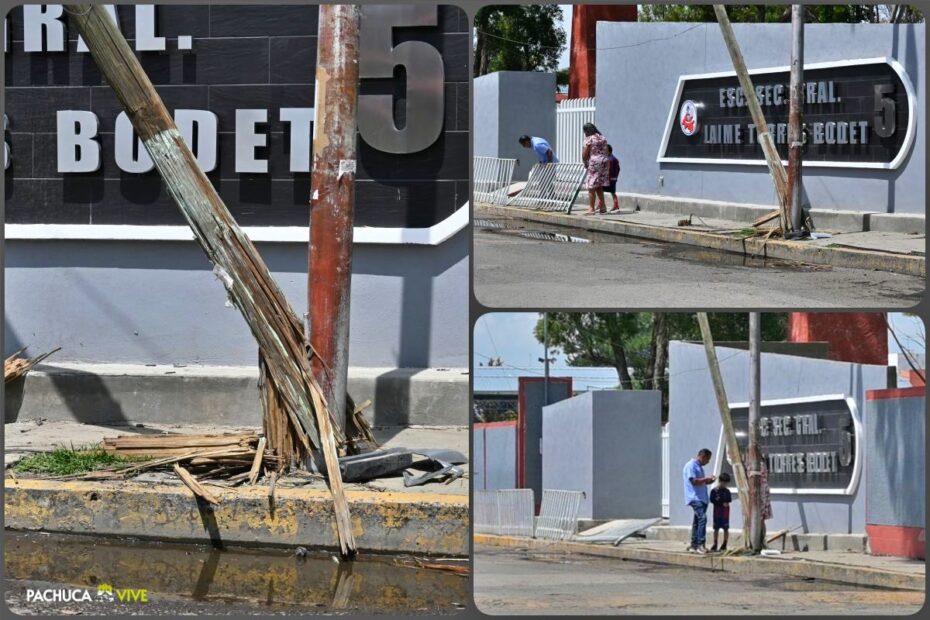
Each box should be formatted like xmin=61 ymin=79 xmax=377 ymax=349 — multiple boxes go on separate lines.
xmin=682 ymin=448 xmax=716 ymax=554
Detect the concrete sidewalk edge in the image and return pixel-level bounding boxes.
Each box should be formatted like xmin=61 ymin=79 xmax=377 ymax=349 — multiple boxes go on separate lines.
xmin=474 ymin=534 xmax=925 ymax=592
xmin=5 ymin=478 xmax=469 ymax=556
xmin=477 ymin=204 xmax=925 ymax=278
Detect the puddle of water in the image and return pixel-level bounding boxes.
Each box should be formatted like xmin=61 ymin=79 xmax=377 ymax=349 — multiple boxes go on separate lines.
xmin=4 ymin=531 xmax=468 ymax=613
xmin=477 ymin=216 xmax=828 ymax=272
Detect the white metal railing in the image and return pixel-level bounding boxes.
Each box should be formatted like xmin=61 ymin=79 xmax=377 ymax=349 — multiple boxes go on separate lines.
xmin=474 ymin=490 xmax=500 ymax=534
xmin=473 ymin=156 xmax=516 ymax=205
xmin=474 ymin=489 xmax=534 ymax=537
xmin=555 ymin=97 xmax=596 ymax=164
xmin=535 ymin=489 xmax=585 ymax=540
xmin=662 ymin=424 xmax=670 ymax=518
xmin=507 ymin=163 xmax=586 ymax=212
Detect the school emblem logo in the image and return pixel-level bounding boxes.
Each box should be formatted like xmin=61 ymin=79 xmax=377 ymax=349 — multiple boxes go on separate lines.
xmin=679 ymin=100 xmax=699 ymax=136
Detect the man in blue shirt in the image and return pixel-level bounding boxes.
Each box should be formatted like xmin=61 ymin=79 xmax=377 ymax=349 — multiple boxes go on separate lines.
xmin=519 ymin=135 xmax=558 ymax=164
xmin=682 ymin=448 xmax=716 ymax=554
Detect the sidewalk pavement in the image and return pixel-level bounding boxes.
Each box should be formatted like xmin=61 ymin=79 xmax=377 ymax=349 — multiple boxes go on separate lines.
xmin=474 ymin=534 xmax=925 ymax=592
xmin=477 ymin=203 xmax=925 ymax=277
xmin=4 ymin=419 xmax=468 ymax=497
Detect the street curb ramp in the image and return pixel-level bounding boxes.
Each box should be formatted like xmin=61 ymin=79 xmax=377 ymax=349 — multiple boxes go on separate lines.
xmin=475 ymin=534 xmax=925 ymax=592
xmin=5 ymin=478 xmax=469 ymax=556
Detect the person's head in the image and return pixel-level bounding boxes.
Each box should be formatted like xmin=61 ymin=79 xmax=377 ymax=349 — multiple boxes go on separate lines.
xmin=607 ymin=144 xmax=613 ymax=155
xmin=717 ymin=472 xmax=731 ymax=488
xmin=697 ymin=448 xmax=712 ymax=466
xmin=582 ymin=122 xmax=599 ymax=137
xmin=518 ymin=135 xmax=532 ymax=148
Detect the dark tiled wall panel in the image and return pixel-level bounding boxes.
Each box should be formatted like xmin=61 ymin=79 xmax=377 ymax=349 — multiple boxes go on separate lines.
xmin=4 ymin=4 xmax=469 ymax=228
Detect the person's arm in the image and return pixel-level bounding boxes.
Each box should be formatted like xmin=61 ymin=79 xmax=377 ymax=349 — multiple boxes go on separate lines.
xmin=689 ymin=475 xmax=716 ymax=486
xmin=546 ymin=149 xmax=554 ymax=163
xmin=582 ymin=143 xmax=590 ymax=165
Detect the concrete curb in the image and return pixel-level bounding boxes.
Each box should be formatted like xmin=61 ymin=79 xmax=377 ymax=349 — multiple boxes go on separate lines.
xmin=474 ymin=534 xmax=925 ymax=592
xmin=478 ymin=204 xmax=925 ymax=278
xmin=5 ymin=478 xmax=469 ymax=556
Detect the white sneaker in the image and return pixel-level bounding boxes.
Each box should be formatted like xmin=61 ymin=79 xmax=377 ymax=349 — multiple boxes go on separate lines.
xmin=694 ymin=546 xmax=708 ymax=555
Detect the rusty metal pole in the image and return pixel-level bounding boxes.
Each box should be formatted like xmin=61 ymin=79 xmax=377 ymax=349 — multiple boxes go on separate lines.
xmin=787 ymin=5 xmax=805 ymax=236
xmin=309 ymin=5 xmax=360 ymax=435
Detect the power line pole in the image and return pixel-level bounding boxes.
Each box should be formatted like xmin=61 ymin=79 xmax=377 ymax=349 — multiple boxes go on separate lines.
xmin=309 ymin=5 xmax=361 ymax=436
xmin=696 ymin=313 xmax=751 ymax=549
xmin=543 ymin=312 xmax=550 ymax=405
xmin=712 ymin=5 xmax=791 ymax=234
xmin=748 ymin=312 xmax=764 ymax=552
xmin=787 ymin=5 xmax=806 ymax=236
xmin=63 ymin=5 xmax=357 ymax=557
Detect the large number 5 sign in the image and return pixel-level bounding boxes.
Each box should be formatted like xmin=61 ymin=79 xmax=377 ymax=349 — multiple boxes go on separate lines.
xmin=358 ymin=5 xmax=445 ymax=154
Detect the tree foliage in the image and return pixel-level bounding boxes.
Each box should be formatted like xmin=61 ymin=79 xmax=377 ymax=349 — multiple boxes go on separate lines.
xmin=474 ymin=6 xmax=566 ymax=77
xmin=535 ymin=313 xmax=788 ymax=422
xmin=639 ymin=4 xmax=923 ymax=23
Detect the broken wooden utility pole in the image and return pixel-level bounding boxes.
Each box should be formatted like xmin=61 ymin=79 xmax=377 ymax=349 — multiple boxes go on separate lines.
xmin=713 ymin=5 xmax=792 ymax=234
xmin=64 ymin=5 xmax=357 ymax=557
xmin=309 ymin=5 xmax=361 ymax=439
xmin=786 ymin=5 xmax=806 ymax=236
xmin=696 ymin=312 xmax=751 ymax=549
xmin=747 ymin=312 xmax=765 ymax=552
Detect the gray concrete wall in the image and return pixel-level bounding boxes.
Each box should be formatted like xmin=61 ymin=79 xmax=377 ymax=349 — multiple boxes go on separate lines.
xmin=543 ymin=390 xmax=662 ymax=519
xmin=866 ymin=390 xmax=925 ymax=528
xmin=668 ymin=342 xmax=888 ymax=533
xmin=3 ymin=231 xmax=468 ymax=370
xmin=473 ymin=423 xmax=518 ymax=491
xmin=596 ymin=22 xmax=926 ymax=214
xmin=520 ymin=378 xmax=573 ymax=507
xmin=473 ymin=71 xmax=557 ymax=181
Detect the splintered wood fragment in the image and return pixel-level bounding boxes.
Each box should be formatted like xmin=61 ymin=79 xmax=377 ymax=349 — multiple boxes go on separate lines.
xmin=174 ymin=464 xmax=220 ymax=505
xmin=65 ymin=4 xmax=356 ymax=557
xmin=766 ymin=525 xmax=802 ymax=544
xmin=268 ymin=471 xmax=278 ymax=503
xmin=102 ymin=432 xmax=258 ymax=457
xmin=4 ymin=347 xmax=60 ymax=383
xmin=249 ymin=437 xmax=267 ymax=485
xmin=752 ymin=210 xmax=781 ymax=228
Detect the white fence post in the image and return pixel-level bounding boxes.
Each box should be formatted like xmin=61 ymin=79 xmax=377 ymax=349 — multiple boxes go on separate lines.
xmin=555 ymin=97 xmax=597 ymax=164
xmin=662 ymin=423 xmax=670 ymax=518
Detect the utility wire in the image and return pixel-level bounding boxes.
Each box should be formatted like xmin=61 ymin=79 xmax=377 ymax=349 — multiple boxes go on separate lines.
xmin=475 ymin=23 xmax=703 ymax=53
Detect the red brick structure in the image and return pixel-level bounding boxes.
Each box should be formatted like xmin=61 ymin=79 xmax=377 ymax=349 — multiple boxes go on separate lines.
xmin=569 ymin=5 xmax=637 ymax=98
xmin=788 ymin=313 xmax=888 ymax=366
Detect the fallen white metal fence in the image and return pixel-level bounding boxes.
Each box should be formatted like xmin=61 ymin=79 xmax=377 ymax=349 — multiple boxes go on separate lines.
xmin=507 ymin=163 xmax=586 ymax=212
xmin=474 ymin=156 xmax=517 ymax=205
xmin=556 ymin=97 xmax=596 ymax=164
xmin=535 ymin=489 xmax=585 ymax=540
xmin=474 ymin=489 xmax=535 ymax=537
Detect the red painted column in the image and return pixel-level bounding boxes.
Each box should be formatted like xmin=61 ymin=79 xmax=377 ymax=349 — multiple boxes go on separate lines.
xmin=569 ymin=5 xmax=637 ymax=98
xmin=788 ymin=313 xmax=888 ymax=365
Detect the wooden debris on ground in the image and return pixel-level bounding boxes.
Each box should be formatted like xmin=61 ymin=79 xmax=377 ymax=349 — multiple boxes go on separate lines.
xmin=102 ymin=432 xmax=259 ymax=457
xmin=394 ymin=556 xmax=469 ymax=576
xmin=766 ymin=525 xmax=803 ymax=544
xmin=173 ymin=463 xmax=220 ymax=505
xmin=4 ymin=347 xmax=60 ymax=383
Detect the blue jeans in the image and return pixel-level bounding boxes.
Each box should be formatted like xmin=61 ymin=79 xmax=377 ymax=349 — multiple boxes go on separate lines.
xmin=689 ymin=501 xmax=708 ymax=548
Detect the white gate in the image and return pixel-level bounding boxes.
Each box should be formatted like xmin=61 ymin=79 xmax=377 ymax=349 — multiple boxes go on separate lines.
xmin=662 ymin=424 xmax=670 ymax=518
xmin=555 ymin=97 xmax=596 ymax=164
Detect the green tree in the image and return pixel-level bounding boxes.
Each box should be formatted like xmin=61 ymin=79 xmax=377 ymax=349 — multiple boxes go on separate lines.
xmin=639 ymin=4 xmax=922 ymax=23
xmin=474 ymin=6 xmax=566 ymax=77
xmin=535 ymin=313 xmax=788 ymax=422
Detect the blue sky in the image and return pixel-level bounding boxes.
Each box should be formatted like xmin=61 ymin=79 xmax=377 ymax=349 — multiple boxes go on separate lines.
xmin=474 ymin=312 xmax=925 ymax=379
xmin=557 ymin=5 xmax=572 ymax=69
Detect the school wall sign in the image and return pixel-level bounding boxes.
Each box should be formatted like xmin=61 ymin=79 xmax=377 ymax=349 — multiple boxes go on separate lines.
xmin=3 ymin=4 xmax=469 ymax=244
xmin=714 ymin=394 xmax=862 ymax=496
xmin=658 ymin=58 xmax=915 ymax=170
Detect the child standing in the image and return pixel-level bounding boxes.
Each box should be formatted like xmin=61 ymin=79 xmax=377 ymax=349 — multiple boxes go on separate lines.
xmin=709 ymin=472 xmax=732 ymax=552
xmin=603 ymin=144 xmax=621 ymax=212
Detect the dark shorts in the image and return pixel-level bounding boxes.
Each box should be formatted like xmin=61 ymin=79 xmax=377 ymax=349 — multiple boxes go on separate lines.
xmin=713 ymin=517 xmax=729 ymax=531
xmin=603 ymin=179 xmax=617 ymax=193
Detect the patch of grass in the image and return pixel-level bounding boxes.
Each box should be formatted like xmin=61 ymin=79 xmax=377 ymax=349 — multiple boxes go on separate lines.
xmin=13 ymin=445 xmax=149 ymax=476
xmin=736 ymin=228 xmax=758 ymax=238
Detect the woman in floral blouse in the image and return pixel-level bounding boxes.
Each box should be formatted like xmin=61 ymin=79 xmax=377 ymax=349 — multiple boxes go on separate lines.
xmin=581 ymin=122 xmax=609 ymax=215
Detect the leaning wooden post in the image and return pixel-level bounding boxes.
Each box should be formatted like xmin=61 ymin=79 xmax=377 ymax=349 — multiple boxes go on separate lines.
xmin=64 ymin=5 xmax=357 ymax=557
xmin=696 ymin=312 xmax=751 ymax=549
xmin=713 ymin=5 xmax=791 ymax=233
xmin=309 ymin=5 xmax=360 ymax=436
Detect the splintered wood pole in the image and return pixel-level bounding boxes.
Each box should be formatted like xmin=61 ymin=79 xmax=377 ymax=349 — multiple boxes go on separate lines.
xmin=787 ymin=5 xmax=805 ymax=234
xmin=713 ymin=5 xmax=791 ymax=233
xmin=747 ymin=312 xmax=764 ymax=552
xmin=64 ymin=5 xmax=357 ymax=557
xmin=309 ymin=5 xmax=360 ymax=436
xmin=696 ymin=313 xmax=752 ymax=549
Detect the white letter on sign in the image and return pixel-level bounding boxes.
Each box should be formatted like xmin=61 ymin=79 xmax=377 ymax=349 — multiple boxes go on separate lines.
xmin=175 ymin=110 xmax=218 ymax=172
xmin=115 ymin=112 xmax=154 ymax=173
xmin=279 ymin=108 xmax=314 ymax=173
xmin=57 ymin=111 xmax=101 ymax=173
xmin=23 ymin=5 xmax=65 ymax=52
xmin=77 ymin=6 xmax=118 ymax=52
xmin=235 ymin=109 xmax=268 ymax=173
xmin=135 ymin=5 xmax=166 ymax=51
